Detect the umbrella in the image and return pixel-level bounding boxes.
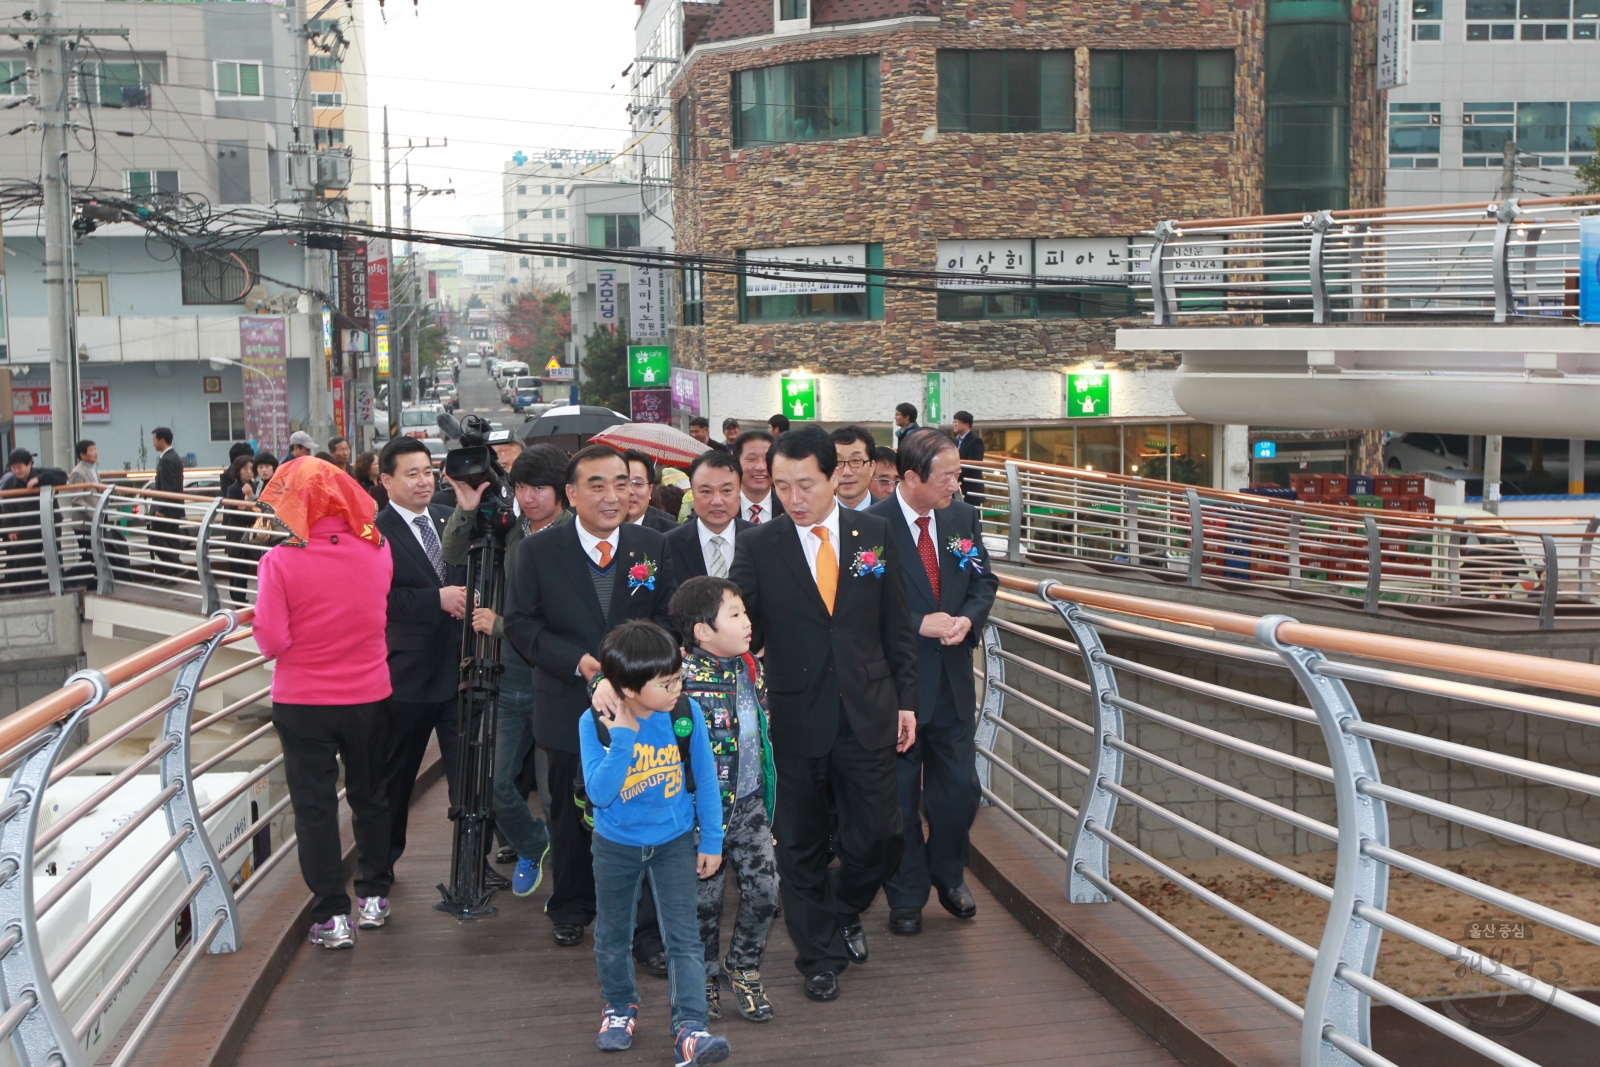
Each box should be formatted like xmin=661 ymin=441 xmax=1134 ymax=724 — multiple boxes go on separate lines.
xmin=519 ymin=405 xmax=629 ymax=444
xmin=589 ymin=423 xmax=711 ymax=468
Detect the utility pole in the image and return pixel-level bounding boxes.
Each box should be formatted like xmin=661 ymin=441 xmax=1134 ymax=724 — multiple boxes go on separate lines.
xmin=1499 ymin=138 xmax=1517 ymax=200
xmin=376 ymin=119 xmax=446 ymax=433
xmin=292 ymin=2 xmax=334 ymax=452
xmin=38 ymin=0 xmax=78 ymax=468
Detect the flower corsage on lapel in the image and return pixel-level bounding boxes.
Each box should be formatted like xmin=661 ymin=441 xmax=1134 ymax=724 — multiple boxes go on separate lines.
xmin=850 ymin=545 xmax=886 ymax=579
xmin=628 ymin=556 xmax=658 ymax=595
xmin=947 ymin=536 xmax=984 ymax=573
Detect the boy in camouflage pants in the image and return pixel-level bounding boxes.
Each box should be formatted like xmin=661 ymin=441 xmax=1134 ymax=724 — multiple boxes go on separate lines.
xmin=671 ymin=576 xmax=779 ymax=1024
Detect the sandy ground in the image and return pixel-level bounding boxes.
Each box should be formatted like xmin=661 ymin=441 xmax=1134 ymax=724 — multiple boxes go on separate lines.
xmin=1109 ymin=844 xmax=1600 ymax=1000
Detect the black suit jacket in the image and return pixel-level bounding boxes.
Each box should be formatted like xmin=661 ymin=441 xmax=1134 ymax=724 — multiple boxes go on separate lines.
xmin=154 ymin=448 xmax=185 ymax=518
xmin=867 ymin=494 xmax=998 ymax=723
xmin=639 ymin=506 xmax=679 ymax=533
xmin=955 ymin=431 xmax=987 ymax=502
xmin=376 ymin=503 xmax=467 ymax=705
xmin=729 ymin=511 xmax=917 ymax=759
xmin=503 ymin=521 xmax=677 ymax=752
xmin=663 ymin=516 xmax=752 ymax=580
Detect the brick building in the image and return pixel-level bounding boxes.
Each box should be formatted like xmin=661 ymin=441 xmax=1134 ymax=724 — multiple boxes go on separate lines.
xmin=662 ymin=0 xmax=1383 ymax=486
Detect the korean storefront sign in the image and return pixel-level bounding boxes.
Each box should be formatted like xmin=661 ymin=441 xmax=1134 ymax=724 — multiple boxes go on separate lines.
xmin=743 ymin=245 xmax=867 ymax=296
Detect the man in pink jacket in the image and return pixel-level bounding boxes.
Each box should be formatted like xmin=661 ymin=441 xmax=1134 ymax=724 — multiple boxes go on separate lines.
xmin=253 ymin=458 xmax=395 ymax=949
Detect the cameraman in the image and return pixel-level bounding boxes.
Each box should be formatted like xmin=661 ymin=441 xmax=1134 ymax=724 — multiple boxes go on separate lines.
xmin=440 ymin=444 xmax=569 ymax=896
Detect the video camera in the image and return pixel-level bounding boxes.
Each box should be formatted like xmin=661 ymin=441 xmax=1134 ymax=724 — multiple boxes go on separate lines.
xmin=437 ymin=412 xmax=516 ymax=537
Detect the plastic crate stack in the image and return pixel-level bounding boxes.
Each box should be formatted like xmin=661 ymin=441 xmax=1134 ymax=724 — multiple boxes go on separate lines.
xmin=1267 ymin=473 xmax=1438 ymax=513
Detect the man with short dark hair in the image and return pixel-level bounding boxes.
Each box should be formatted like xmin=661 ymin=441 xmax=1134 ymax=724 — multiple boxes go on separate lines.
xmin=504 ymin=444 xmax=678 ymax=947
xmin=622 ymin=449 xmax=679 ymax=532
xmin=733 ymin=430 xmax=783 ymax=525
xmin=68 ymin=441 xmax=100 ymax=486
xmin=328 ymin=435 xmax=353 ymax=472
xmin=830 ymin=426 xmax=878 ymax=512
xmin=721 ymin=418 xmax=741 ymax=451
xmin=951 ymin=411 xmax=985 ymax=508
xmin=688 ymin=416 xmax=728 ymax=453
xmin=869 ymin=446 xmax=899 ymax=502
xmin=869 ymin=429 xmax=997 ymax=937
xmin=768 ymin=413 xmax=790 ymax=436
xmin=150 ymin=427 xmax=184 ymax=575
xmin=375 ymin=436 xmax=468 ymax=874
xmin=893 ymin=403 xmax=919 ymax=448
xmin=728 ymin=426 xmax=918 ymax=1002
xmin=664 ymin=450 xmax=749 ymax=580
xmin=0 ymin=448 xmax=32 ymax=492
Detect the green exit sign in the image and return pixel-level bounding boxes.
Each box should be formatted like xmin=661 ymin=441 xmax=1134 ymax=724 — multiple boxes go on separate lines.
xmin=1065 ymin=372 xmax=1110 ymax=418
xmin=627 ymin=345 xmax=670 ymax=388
xmin=782 ymin=376 xmax=817 ymax=420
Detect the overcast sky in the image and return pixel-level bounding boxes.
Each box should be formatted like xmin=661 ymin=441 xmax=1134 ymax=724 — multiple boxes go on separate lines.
xmin=360 ymin=0 xmax=638 ymax=249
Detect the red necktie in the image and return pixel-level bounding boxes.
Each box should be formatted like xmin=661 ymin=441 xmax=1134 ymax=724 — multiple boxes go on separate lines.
xmin=916 ymin=516 xmax=941 ymax=601
xmin=749 ymin=504 xmax=762 ymax=524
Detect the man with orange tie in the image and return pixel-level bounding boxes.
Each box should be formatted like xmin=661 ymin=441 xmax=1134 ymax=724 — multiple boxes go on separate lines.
xmin=728 ymin=427 xmax=919 ymax=1004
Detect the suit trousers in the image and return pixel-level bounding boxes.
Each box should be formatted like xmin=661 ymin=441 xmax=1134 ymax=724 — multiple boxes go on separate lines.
xmin=544 ymin=745 xmax=663 ymax=957
xmin=773 ymin=726 xmax=902 ymax=977
xmin=385 ymin=697 xmax=459 ymax=870
xmin=272 ymin=701 xmax=392 ymax=924
xmin=149 ymin=509 xmax=182 ymax=571
xmin=885 ymin=673 xmax=980 ymax=909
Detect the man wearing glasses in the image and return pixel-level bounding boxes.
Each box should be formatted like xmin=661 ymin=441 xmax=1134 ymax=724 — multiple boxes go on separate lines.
xmin=869 ymin=446 xmax=900 ymax=503
xmin=830 ymin=426 xmax=879 ymax=512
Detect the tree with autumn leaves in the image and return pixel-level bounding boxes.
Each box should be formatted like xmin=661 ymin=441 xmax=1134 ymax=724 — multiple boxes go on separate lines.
xmin=503 ymin=289 xmax=572 ymax=370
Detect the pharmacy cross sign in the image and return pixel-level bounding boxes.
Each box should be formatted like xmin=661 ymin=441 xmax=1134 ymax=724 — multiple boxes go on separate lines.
xmin=627 ymin=345 xmax=670 ymax=389
xmin=1066 ymin=373 xmax=1110 ymax=418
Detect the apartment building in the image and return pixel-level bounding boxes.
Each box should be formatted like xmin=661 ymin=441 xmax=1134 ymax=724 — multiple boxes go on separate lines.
xmin=500 ymin=149 xmax=619 ymax=297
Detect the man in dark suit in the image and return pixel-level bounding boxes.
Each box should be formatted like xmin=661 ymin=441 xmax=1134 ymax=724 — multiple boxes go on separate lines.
xmin=504 ymin=444 xmax=678 ymax=946
xmin=952 ymin=410 xmax=986 ymax=509
xmin=664 ymin=450 xmax=750 ymax=581
xmin=728 ymin=426 xmax=918 ymax=1003
xmin=688 ymin=416 xmax=728 ymax=453
xmin=869 ymin=429 xmax=998 ymax=936
xmin=733 ymin=430 xmax=784 ymax=525
xmin=375 ymin=436 xmax=467 ymax=872
xmin=622 ymin=449 xmax=679 ymax=532
xmin=150 ymin=427 xmax=185 ymax=574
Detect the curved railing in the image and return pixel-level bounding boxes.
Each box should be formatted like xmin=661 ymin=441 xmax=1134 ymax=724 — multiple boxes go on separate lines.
xmin=0 ymin=608 xmax=288 ymax=1067
xmin=972 ymin=458 xmax=1600 ymax=630
xmin=979 ymin=571 xmax=1600 ymax=1066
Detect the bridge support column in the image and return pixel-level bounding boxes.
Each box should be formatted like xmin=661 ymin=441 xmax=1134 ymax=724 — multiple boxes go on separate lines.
xmin=1220 ymin=425 xmax=1249 ymax=493
xmin=1571 ymin=439 xmax=1586 ymax=496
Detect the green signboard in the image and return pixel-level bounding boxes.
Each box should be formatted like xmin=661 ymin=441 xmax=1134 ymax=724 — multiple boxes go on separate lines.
xmin=627 ymin=345 xmax=670 ymax=389
xmin=782 ymin=376 xmax=817 ymax=420
xmin=925 ymin=372 xmax=952 ymax=426
xmin=1065 ymin=372 xmax=1110 ymax=418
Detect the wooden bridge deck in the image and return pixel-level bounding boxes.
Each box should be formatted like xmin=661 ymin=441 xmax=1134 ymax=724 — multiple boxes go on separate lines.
xmin=229 ymin=776 xmax=1180 ymax=1067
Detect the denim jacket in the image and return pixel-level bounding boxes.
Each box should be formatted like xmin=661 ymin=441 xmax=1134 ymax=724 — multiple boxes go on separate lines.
xmin=681 ymin=648 xmax=776 ymax=827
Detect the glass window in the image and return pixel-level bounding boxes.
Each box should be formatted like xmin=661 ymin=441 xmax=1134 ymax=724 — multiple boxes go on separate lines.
xmin=1162 ymin=424 xmax=1213 ymax=486
xmin=1262 ymin=19 xmax=1350 ymax=214
xmin=1126 ymin=424 xmax=1170 ymax=477
xmin=1467 ymin=0 xmax=1517 ymax=15
xmin=209 ymin=402 xmax=246 ymax=442
xmin=1028 ymin=429 xmax=1076 ymax=466
xmin=556 ymin=208 xmax=566 ymax=219
xmin=1412 ymin=0 xmax=1442 ymax=16
xmin=980 ymin=428 xmax=1027 ymax=461
xmin=732 ymin=55 xmax=880 ymax=147
xmin=1517 ymin=101 xmax=1567 ymax=153
xmin=215 ymin=61 xmax=262 ymax=99
xmin=542 ymin=209 xmax=552 ymax=219
xmin=1519 ymin=0 xmax=1569 ymax=15
xmin=518 ymin=209 xmax=527 ymax=219
xmin=681 ymin=268 xmax=704 ymax=326
xmin=936 ymin=50 xmax=1075 ymax=132
xmin=1388 ymin=102 xmax=1441 ymax=160
xmin=587 ymin=214 xmax=641 ymax=248
xmin=779 ymin=0 xmax=808 ymax=18
xmin=1462 ymin=102 xmax=1514 ymax=164
xmin=1571 ymin=102 xmax=1600 ymax=153
xmin=1579 ymin=0 xmax=1600 ymax=15
xmin=1076 ymin=426 xmax=1121 ymax=475
xmin=556 ymin=185 xmax=565 ymax=193
xmin=128 ymin=169 xmax=179 ymax=196
xmin=1090 ymin=51 xmax=1234 ymax=133
xmin=181 ymin=248 xmax=259 ymax=305
xmin=676 ymin=96 xmax=693 ymax=170
xmin=82 ymin=61 xmax=161 ymax=108
xmin=541 ymin=184 xmax=552 ymax=194
xmin=517 ymin=185 xmax=526 ymax=195
xmin=0 ymin=60 xmax=27 ymax=96
xmin=739 ymin=244 xmax=882 ymax=323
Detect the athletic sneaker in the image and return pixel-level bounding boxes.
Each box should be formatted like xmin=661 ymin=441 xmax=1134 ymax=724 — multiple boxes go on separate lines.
xmin=596 ymin=1004 xmax=638 ymax=1052
xmin=705 ymin=974 xmax=722 ymax=1021
xmin=674 ymin=1027 xmax=730 ymax=1066
xmin=726 ymin=968 xmax=774 ymax=1023
xmin=356 ymin=896 xmax=390 ymax=929
xmin=512 ymin=844 xmax=549 ymax=897
xmin=308 ymin=915 xmax=354 ymax=949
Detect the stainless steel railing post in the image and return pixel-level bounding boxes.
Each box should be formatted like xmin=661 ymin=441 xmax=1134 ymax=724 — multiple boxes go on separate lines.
xmin=1491 ymin=199 xmax=1520 ymax=323
xmin=1581 ymin=516 xmax=1600 ymax=599
xmin=1005 ymin=461 xmax=1023 ymax=563
xmin=0 ymin=668 xmax=110 ymax=1067
xmin=88 ymin=486 xmax=117 ymax=596
xmin=194 ymin=498 xmax=226 ymax=616
xmin=157 ymin=611 xmax=243 ymax=954
xmin=1539 ymin=533 xmax=1559 ymax=632
xmin=1184 ymin=488 xmax=1204 ymax=587
xmin=38 ymin=488 xmax=61 ymax=598
xmin=1044 ymin=581 xmax=1126 ymax=904
xmin=1149 ymin=220 xmax=1177 ymax=325
xmin=1307 ymin=210 xmax=1335 ymax=324
xmin=974 ymin=623 xmax=1004 ymax=804
xmin=1362 ymin=515 xmax=1381 ymax=614
xmin=1257 ymin=614 xmax=1389 ymax=1067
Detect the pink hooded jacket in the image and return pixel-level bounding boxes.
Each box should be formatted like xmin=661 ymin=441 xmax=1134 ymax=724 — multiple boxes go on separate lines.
xmin=253 ymin=514 xmax=393 ymax=705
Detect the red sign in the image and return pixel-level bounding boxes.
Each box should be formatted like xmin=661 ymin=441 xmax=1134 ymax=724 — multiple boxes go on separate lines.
xmin=13 ymin=379 xmax=111 ymax=424
xmin=367 ymin=239 xmax=390 ymax=312
xmin=629 ymin=388 xmax=671 ymax=425
xmin=332 ymin=377 xmax=347 ymax=439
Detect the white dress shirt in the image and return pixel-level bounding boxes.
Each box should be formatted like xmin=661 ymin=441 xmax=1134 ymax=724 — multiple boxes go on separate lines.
xmin=740 ymin=490 xmax=774 ymax=524
xmin=388 ymin=501 xmax=438 ymax=557
xmin=697 ymin=517 xmax=736 ymax=577
xmin=843 ymin=493 xmax=873 ymax=511
xmin=575 ymin=520 xmax=621 ymax=566
xmin=897 ymin=485 xmax=934 ymax=535
xmin=797 ymin=501 xmax=842 ymax=583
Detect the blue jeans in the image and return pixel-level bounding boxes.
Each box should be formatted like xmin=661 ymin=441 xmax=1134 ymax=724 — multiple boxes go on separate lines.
xmin=592 ymin=829 xmax=707 ymax=1034
xmin=493 ymin=684 xmax=549 ymax=860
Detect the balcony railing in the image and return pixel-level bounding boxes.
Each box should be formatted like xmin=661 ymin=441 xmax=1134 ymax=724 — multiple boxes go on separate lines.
xmin=1134 ymin=194 xmax=1600 ymax=325
xmin=972 ymin=459 xmax=1600 ymax=630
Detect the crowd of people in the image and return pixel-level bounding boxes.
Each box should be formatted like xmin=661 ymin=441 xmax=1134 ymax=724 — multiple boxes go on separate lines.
xmin=37 ymin=400 xmax=996 ymax=1067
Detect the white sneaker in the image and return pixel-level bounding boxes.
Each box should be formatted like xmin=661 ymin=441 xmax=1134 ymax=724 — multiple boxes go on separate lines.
xmin=309 ymin=914 xmax=355 ymax=949
xmin=357 ymin=896 xmax=390 ymax=929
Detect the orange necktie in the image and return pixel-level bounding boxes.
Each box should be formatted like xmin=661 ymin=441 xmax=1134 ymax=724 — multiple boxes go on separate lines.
xmin=597 ymin=540 xmax=613 ymax=567
xmin=812 ymin=525 xmax=837 ymax=613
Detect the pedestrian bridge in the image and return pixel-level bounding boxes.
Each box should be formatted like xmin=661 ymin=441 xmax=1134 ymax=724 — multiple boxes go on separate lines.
xmin=1 ymin=465 xmax=1598 ymax=1065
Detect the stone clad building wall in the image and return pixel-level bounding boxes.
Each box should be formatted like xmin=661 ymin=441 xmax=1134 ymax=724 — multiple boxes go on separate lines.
xmin=671 ymin=0 xmax=1383 ymax=383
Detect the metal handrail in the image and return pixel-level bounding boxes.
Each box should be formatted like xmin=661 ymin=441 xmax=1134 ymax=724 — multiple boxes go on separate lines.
xmin=977 ymin=573 xmax=1600 ymax=1067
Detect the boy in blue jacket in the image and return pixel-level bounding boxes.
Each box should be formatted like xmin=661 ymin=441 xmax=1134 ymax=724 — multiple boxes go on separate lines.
xmin=580 ymin=620 xmax=729 ymax=1067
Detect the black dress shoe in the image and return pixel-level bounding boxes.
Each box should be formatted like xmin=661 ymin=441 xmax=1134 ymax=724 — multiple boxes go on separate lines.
xmin=936 ymin=883 xmax=978 ymax=920
xmin=840 ymin=921 xmax=868 ymax=964
xmin=639 ymin=950 xmax=668 ymax=977
xmin=552 ymin=923 xmax=584 ymax=947
xmin=803 ymin=971 xmax=839 ymax=1002
xmin=494 ymin=845 xmax=518 ymax=865
xmin=888 ymin=907 xmax=923 ymax=936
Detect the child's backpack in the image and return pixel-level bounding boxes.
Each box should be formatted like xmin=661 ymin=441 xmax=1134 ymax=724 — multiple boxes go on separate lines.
xmin=573 ymin=695 xmax=699 ymax=829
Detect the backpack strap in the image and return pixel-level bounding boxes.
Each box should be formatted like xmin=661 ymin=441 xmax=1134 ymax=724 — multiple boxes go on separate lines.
xmin=670 ymin=695 xmax=698 ymax=796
